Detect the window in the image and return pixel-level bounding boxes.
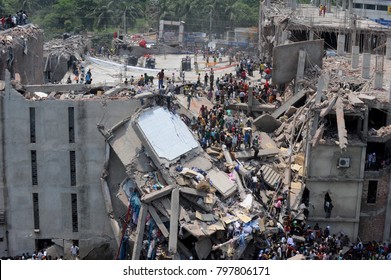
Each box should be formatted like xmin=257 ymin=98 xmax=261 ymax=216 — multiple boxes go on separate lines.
xmin=364 ymin=4 xmax=376 ymax=10
xmin=33 ymin=193 xmax=40 ymax=230
xmin=31 ymin=150 xmax=38 ymax=185
xmin=377 ymin=5 xmax=388 ymax=11
xmin=29 ymin=108 xmax=35 ymax=143
xmin=354 ymin=3 xmax=363 ymax=8
xmin=68 ymin=107 xmax=75 ymax=143
xmin=70 ymin=151 xmax=76 ymax=186
xmin=367 ymin=181 xmax=378 ymax=204
xmin=71 ymin=194 xmax=78 ymax=232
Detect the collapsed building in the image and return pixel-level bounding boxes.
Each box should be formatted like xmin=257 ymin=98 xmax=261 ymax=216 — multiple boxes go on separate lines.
xmin=0 ymin=4 xmax=391 ymax=260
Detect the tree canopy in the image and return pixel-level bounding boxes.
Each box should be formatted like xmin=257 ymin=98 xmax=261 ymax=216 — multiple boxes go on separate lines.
xmin=1 ymin=0 xmax=259 ymax=38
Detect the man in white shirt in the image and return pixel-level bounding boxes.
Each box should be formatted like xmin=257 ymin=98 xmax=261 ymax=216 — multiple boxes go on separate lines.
xmin=70 ymin=244 xmax=79 ymax=260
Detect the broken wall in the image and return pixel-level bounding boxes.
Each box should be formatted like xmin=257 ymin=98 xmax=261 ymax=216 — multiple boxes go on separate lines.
xmin=0 ymin=27 xmax=44 ymax=84
xmin=0 ymin=87 xmax=140 ymax=257
xmin=359 ymin=170 xmax=390 ymax=242
xmin=272 ymin=39 xmax=324 ymax=84
xmin=306 ymin=144 xmax=366 ymax=241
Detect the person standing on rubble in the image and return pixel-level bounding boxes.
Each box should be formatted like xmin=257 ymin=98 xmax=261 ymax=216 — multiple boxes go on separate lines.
xmin=85 ymin=69 xmax=92 ymax=84
xmin=157 ymin=69 xmax=164 ymax=89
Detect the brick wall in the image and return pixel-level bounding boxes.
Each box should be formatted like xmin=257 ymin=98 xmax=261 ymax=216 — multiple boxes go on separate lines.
xmin=359 ymin=169 xmax=390 ymax=242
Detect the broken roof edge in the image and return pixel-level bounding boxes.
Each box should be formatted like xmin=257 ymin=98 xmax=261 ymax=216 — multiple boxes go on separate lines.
xmin=133 ymin=106 xmax=203 ymax=168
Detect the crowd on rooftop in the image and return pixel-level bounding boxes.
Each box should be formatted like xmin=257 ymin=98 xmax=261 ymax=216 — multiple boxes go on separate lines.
xmin=0 ymin=10 xmax=28 ymax=30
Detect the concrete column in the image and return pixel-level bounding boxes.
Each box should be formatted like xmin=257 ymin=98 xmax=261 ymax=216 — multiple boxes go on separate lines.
xmin=342 ymin=0 xmax=346 ymax=10
xmin=386 ymin=38 xmax=391 ymax=60
xmin=178 ymin=23 xmax=184 ymax=43
xmin=158 ymin=20 xmax=164 ymax=40
xmin=361 ymin=53 xmax=371 ymax=79
xmin=351 ymin=45 xmax=359 ymax=69
xmin=292 ymin=0 xmax=297 ymax=11
xmin=374 ymin=71 xmax=383 ymax=89
xmin=327 ymin=0 xmax=332 ymax=13
xmin=281 ymin=30 xmax=288 ymax=45
xmin=295 ymin=50 xmax=306 ymax=94
xmin=337 ymin=34 xmax=345 ymax=56
xmin=266 ymin=0 xmax=271 ymax=8
xmin=309 ymin=30 xmax=314 ymax=41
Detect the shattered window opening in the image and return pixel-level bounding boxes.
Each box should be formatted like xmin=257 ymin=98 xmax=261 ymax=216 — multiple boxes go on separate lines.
xmin=367 ymin=181 xmax=378 ymax=204
xmin=71 ymin=193 xmax=78 ymax=232
xmin=70 ymin=151 xmax=76 ymax=186
xmin=32 ymin=193 xmax=40 ymax=230
xmin=31 ymin=150 xmax=38 ymax=186
xmin=68 ymin=107 xmax=75 ymax=143
xmin=29 ymin=107 xmax=36 ymax=143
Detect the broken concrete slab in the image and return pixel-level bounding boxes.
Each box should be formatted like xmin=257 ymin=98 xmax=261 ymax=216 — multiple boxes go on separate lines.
xmin=108 ymin=119 xmax=142 ymax=168
xmin=133 ymin=91 xmax=155 ymax=99
xmin=195 ymin=211 xmax=215 ymax=222
xmin=179 ymin=186 xmax=207 ymax=197
xmin=207 ymin=169 xmax=237 ymax=198
xmin=23 ymin=83 xmax=90 ymax=93
xmin=183 ymin=156 xmax=213 ymax=172
xmin=285 ymin=106 xmax=298 ymax=117
xmin=271 ymin=90 xmax=306 ymax=119
xmin=195 ymin=238 xmax=212 ymax=260
xmin=141 ymin=185 xmax=174 ymax=203
xmin=234 ymin=148 xmax=280 ymax=160
xmin=183 ymin=220 xmax=216 ymax=238
xmin=253 ymin=114 xmax=282 ymax=133
xmin=260 ymin=165 xmax=282 ymax=189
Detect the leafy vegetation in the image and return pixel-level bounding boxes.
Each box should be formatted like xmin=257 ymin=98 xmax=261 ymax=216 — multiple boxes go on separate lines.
xmin=2 ymin=0 xmax=259 ymax=39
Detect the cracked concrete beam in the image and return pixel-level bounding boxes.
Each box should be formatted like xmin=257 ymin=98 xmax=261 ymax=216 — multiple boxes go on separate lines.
xmin=320 ymin=95 xmax=337 ymax=118
xmin=312 ymin=124 xmax=325 ymax=148
xmin=131 ymin=203 xmax=148 ymax=260
xmin=179 ymin=186 xmax=207 ymax=197
xmin=141 ymin=185 xmax=174 ymax=203
xmin=336 ymin=97 xmax=348 ymax=150
xmin=168 ymin=188 xmax=180 ymax=254
xmin=148 ymin=205 xmax=169 ymax=238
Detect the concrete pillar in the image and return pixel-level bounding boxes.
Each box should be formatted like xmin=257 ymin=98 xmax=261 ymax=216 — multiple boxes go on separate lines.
xmin=178 ymin=22 xmax=184 ymax=43
xmin=342 ymin=0 xmax=346 ymax=10
xmin=374 ymin=71 xmax=383 ymax=89
xmin=327 ymin=0 xmax=332 ymax=13
xmin=266 ymin=0 xmax=271 ymax=8
xmin=386 ymin=38 xmax=391 ymax=60
xmin=361 ymin=53 xmax=371 ymax=79
xmin=281 ymin=30 xmax=288 ymax=45
xmin=295 ymin=50 xmax=306 ymax=94
xmin=309 ymin=30 xmax=314 ymax=41
xmin=337 ymin=34 xmax=345 ymax=56
xmin=351 ymin=45 xmax=359 ymax=69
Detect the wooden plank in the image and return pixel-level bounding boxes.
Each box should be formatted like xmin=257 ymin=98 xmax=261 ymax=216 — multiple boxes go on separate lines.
xmin=131 ymin=203 xmax=148 ymax=260
xmin=168 ymin=188 xmax=180 ymax=254
xmin=320 ymin=95 xmax=337 ymax=118
xmin=335 ymin=97 xmax=348 ymax=150
xmin=148 ymin=206 xmax=169 ymax=238
xmin=141 ymin=185 xmax=173 ymax=203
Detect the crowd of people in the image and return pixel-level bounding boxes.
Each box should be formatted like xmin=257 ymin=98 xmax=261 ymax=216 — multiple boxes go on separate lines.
xmin=0 ymin=10 xmax=28 ymax=30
